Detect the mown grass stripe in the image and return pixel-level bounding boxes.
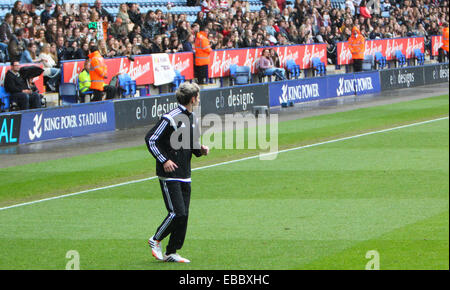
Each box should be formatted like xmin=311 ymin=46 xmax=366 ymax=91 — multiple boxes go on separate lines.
xmin=0 ymin=116 xmax=447 ymax=212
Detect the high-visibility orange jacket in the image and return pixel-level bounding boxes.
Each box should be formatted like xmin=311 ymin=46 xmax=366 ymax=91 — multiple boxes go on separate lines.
xmin=348 ymin=26 xmax=365 ymax=60
xmin=88 ymin=50 xmax=107 ymax=91
xmin=194 ymin=31 xmax=212 ymax=66
xmin=443 ymin=27 xmax=449 ymax=52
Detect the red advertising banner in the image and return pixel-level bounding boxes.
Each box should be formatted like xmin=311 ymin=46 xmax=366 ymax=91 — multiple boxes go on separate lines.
xmin=431 ymin=35 xmax=443 ymax=56
xmin=209 ymin=44 xmax=327 ymax=78
xmin=337 ymin=37 xmax=425 ymax=65
xmin=169 ymin=52 xmax=195 ymax=80
xmin=62 ymin=52 xmax=194 ymax=86
xmin=62 ymin=55 xmax=154 ymax=86
xmin=0 ymin=63 xmax=45 ymax=93
xmin=62 ymin=44 xmax=326 ymax=85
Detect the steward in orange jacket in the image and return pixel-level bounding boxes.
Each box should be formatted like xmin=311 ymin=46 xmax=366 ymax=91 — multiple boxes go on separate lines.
xmin=194 ymin=27 xmax=212 ymax=84
xmin=442 ymin=26 xmax=449 ymax=53
xmin=439 ymin=23 xmax=449 ymax=63
xmin=348 ymin=26 xmax=365 ymax=72
xmin=88 ymin=47 xmax=107 ymax=92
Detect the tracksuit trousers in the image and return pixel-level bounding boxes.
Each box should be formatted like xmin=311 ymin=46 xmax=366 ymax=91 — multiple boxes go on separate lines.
xmin=153 ymin=179 xmax=191 ymax=254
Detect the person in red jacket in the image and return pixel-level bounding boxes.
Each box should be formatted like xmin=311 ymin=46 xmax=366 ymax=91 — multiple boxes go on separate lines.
xmin=348 ymin=26 xmax=365 ymax=72
xmin=194 ymin=25 xmax=212 ymax=85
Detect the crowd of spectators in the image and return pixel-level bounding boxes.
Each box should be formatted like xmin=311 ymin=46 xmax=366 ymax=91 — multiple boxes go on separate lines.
xmin=0 ymin=0 xmax=448 ymax=91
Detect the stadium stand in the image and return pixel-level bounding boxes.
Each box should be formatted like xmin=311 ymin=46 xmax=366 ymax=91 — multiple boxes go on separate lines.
xmin=0 ymin=0 xmax=448 ymax=111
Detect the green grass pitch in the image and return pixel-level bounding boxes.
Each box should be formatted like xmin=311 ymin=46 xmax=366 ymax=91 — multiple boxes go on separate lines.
xmin=0 ymin=94 xmax=448 ymax=270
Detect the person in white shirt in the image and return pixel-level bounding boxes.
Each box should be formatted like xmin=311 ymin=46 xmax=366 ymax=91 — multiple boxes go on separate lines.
xmin=36 ymin=43 xmax=61 ymax=92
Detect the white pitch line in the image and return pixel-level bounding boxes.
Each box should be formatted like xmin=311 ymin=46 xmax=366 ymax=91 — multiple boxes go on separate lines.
xmin=0 ymin=116 xmax=448 ymax=212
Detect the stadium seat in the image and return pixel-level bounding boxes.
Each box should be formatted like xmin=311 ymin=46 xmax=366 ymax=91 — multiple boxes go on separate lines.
xmin=230 ymin=64 xmax=251 ymax=85
xmin=414 ymin=48 xmax=425 ymax=66
xmin=362 ymin=54 xmax=374 ymax=71
xmin=118 ymin=73 xmax=134 ymax=98
xmin=128 ymin=80 xmax=137 ymax=97
xmin=172 ymin=70 xmax=185 ymax=92
xmin=395 ymin=50 xmax=407 ymax=67
xmin=286 ymin=59 xmax=301 ymax=79
xmin=312 ymin=57 xmax=326 ymax=76
xmin=258 ymin=67 xmax=273 ymax=82
xmin=374 ymin=51 xmax=387 ymax=69
xmin=58 ymin=83 xmax=78 ymax=105
xmin=0 ymin=86 xmax=11 ymax=112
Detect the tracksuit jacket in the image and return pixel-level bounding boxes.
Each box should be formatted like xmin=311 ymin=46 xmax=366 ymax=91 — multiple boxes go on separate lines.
xmin=145 ymin=104 xmax=202 ymax=181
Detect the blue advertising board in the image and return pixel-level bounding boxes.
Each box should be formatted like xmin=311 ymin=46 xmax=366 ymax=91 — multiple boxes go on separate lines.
xmin=0 ymin=113 xmax=21 ymax=146
xmin=268 ymin=76 xmax=328 ymax=107
xmin=19 ymin=101 xmax=115 ymax=144
xmin=327 ymin=71 xmax=381 ymax=99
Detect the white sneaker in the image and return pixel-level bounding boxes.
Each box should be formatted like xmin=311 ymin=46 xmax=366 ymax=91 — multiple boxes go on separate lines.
xmin=148 ymin=236 xmax=163 ymax=261
xmin=164 ymin=253 xmax=191 ymax=263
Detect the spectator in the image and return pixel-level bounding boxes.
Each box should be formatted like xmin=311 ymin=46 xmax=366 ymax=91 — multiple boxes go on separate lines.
xmin=163 ymin=36 xmax=172 ymax=53
xmin=254 ymin=32 xmax=266 ymax=47
xmin=66 ymin=40 xmax=84 ymax=60
xmin=183 ymin=33 xmax=195 ymax=52
xmin=276 ymin=0 xmax=287 ymax=11
xmin=40 ymin=2 xmax=53 ymax=25
xmin=194 ymin=11 xmax=207 ymax=28
xmin=94 ymin=0 xmax=114 ymax=23
xmin=20 ymin=41 xmax=39 ymax=64
xmin=8 ymin=28 xmax=26 ymax=62
xmin=131 ymin=37 xmax=143 ymax=55
xmin=177 ymin=20 xmax=191 ymax=43
xmin=11 ymin=1 xmax=25 ymax=17
xmin=117 ymin=3 xmax=132 ymax=33
xmin=79 ymin=41 xmax=90 ymax=60
xmin=142 ymin=10 xmax=162 ymax=40
xmin=4 ymin=60 xmax=41 ymax=110
xmin=36 ymin=43 xmax=60 ymax=92
xmin=258 ymin=48 xmax=286 ymax=80
xmin=109 ymin=17 xmax=128 ymax=40
xmin=269 ymin=48 xmax=282 ymax=68
xmin=13 ymin=15 xmax=25 ymax=33
xmin=170 ymin=38 xmax=184 ymax=53
xmin=45 ymin=23 xmax=57 ymax=44
xmin=107 ymin=37 xmax=120 ymax=55
xmin=240 ymin=29 xmax=256 ymax=47
xmin=128 ymin=3 xmax=142 ymax=28
xmin=0 ymin=13 xmax=14 ymax=44
xmin=152 ymin=34 xmax=164 ymax=53
xmin=55 ymin=36 xmax=67 ymax=64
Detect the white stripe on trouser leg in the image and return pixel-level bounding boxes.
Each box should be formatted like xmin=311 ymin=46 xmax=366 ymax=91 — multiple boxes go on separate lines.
xmin=155 ymin=212 xmax=175 ymax=241
xmin=155 ymin=181 xmax=175 ymax=240
xmin=163 ymin=181 xmax=173 ymax=211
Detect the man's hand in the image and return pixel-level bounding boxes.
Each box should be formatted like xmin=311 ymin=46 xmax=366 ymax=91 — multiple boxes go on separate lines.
xmin=163 ymin=160 xmax=178 ymax=172
xmin=22 ymin=89 xmax=32 ymax=94
xmin=200 ymin=145 xmax=209 ymax=156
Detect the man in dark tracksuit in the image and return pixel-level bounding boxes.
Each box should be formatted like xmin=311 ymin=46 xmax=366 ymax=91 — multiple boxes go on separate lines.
xmin=145 ymin=82 xmax=209 ymax=263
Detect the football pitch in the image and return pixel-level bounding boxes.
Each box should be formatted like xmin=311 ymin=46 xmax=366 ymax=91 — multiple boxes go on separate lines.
xmin=0 ymin=94 xmax=448 ymax=270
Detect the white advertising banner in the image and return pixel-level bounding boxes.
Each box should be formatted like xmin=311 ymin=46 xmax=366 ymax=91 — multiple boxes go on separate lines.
xmin=152 ymin=53 xmax=175 ymax=86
